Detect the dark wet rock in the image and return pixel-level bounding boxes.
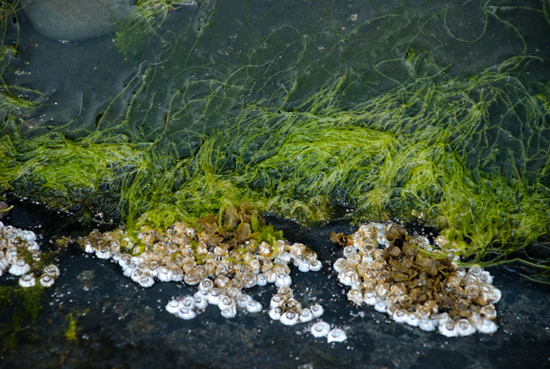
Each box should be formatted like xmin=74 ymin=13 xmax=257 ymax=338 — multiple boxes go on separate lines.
xmin=21 ymin=0 xmax=134 ymax=41
xmin=1 ymin=208 xmax=550 ymax=369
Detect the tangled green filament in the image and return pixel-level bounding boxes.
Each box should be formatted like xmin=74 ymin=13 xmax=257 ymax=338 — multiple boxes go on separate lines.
xmin=0 ymin=0 xmax=549 ymax=275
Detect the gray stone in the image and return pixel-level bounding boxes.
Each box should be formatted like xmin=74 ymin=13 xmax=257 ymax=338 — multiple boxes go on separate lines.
xmin=21 ymin=0 xmax=135 ymax=41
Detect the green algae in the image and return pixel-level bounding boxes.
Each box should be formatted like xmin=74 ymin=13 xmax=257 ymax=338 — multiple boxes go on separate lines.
xmin=115 ymin=0 xmax=190 ymax=61
xmin=64 ymin=313 xmax=77 ymax=342
xmin=3 ymin=64 xmax=548 ymax=268
xmin=0 ymin=284 xmax=44 ymax=348
xmin=1 ymin=0 xmax=550 ymax=276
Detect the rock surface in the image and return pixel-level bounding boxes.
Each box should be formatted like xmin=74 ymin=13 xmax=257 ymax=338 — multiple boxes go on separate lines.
xmin=21 ymin=0 xmax=135 ymax=41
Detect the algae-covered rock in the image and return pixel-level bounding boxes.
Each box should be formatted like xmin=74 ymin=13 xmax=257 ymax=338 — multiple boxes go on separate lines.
xmin=21 ymin=0 xmax=134 ymax=41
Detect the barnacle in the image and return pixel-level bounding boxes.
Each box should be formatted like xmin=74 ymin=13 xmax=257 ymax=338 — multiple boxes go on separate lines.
xmin=311 ymin=321 xmax=331 ymax=338
xmin=327 ymin=328 xmax=347 ymax=343
xmin=332 ymin=222 xmax=502 ymax=337
xmin=0 ymin=221 xmax=59 ymax=288
xmin=81 ymin=205 xmax=323 ymax=322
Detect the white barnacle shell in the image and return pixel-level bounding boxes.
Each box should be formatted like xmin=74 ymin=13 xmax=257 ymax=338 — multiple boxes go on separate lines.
xmin=478 ymin=271 xmax=493 ymax=284
xmin=480 ymin=304 xmax=497 ymax=320
xmin=130 ymin=268 xmax=145 ymax=283
xmin=393 ymin=309 xmax=408 ymax=324
xmin=309 ymin=260 xmax=322 ymax=272
xmin=246 ymin=300 xmax=262 ymax=313
xmin=256 ymin=274 xmax=267 ymax=286
xmin=347 ymin=289 xmax=364 ymax=306
xmin=242 ymin=272 xmax=257 ymax=288
xmin=418 ymin=317 xmax=436 ymax=332
xmin=171 ymin=267 xmax=184 ymax=282
xmin=264 ymin=270 xmax=277 ymax=284
xmin=237 ymin=293 xmax=253 ymax=308
xmin=311 ymin=321 xmax=331 ymax=338
xmin=456 ymin=319 xmax=476 ymax=337
xmin=487 ymin=286 xmax=502 ymax=303
xmin=157 ymin=266 xmax=173 ymax=282
xmin=275 ymin=272 xmax=292 ymax=288
xmin=96 ymin=246 xmax=112 ymax=260
xmin=194 ymin=295 xmax=209 ymax=310
xmin=407 ymin=312 xmax=419 ymax=327
xmin=39 ymin=273 xmax=55 ymax=288
xmin=9 ymin=258 xmax=30 ymax=276
xmin=138 ymin=275 xmax=155 ymax=288
xmin=166 ymin=299 xmax=180 ymax=314
xmin=310 ymin=303 xmax=324 ymax=318
xmin=268 ymin=307 xmax=282 ymax=320
xmin=343 ymin=246 xmax=357 ymax=258
xmin=364 ymin=290 xmax=378 ymax=306
xmin=327 ymin=328 xmax=347 ymax=343
xmin=475 ymin=317 xmax=498 ymax=334
xmin=177 ymin=307 xmax=197 ymax=320
xmin=277 ymin=286 xmax=293 ymax=298
xmin=270 ymin=293 xmax=287 ymax=310
xmin=218 ymin=295 xmax=235 ymax=311
xmin=44 ymin=264 xmax=59 ymax=278
xmin=280 ymin=311 xmax=299 ymax=326
xmin=84 ymin=242 xmax=95 ymax=254
xmin=19 ymin=273 xmax=36 ymax=288
xmin=333 ymin=258 xmax=348 ymax=273
xmin=207 ymin=288 xmax=221 ymax=305
xmin=298 ymin=259 xmax=310 ymax=272
xmin=338 ymin=268 xmax=359 ymax=287
xmin=439 ymin=320 xmax=458 ymax=337
xmin=299 ymin=308 xmax=313 ymax=323
xmin=221 ymin=306 xmax=237 ymax=319
xmin=179 ymin=295 xmax=196 ymax=310
xmin=374 ymin=300 xmax=387 ymax=313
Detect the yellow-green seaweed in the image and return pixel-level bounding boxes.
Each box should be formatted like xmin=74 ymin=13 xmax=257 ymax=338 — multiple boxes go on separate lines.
xmin=1 ymin=0 xmax=549 ymax=278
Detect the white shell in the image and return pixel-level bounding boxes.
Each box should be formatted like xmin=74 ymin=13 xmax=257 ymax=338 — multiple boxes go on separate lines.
xmin=138 ymin=275 xmax=155 ymax=288
xmin=279 ymin=311 xmax=299 ymax=326
xmin=9 ymin=259 xmax=30 ymax=276
xmin=268 ymin=307 xmax=282 ymax=320
xmin=177 ymin=308 xmax=197 ymax=320
xmin=311 ymin=321 xmax=331 ymax=338
xmin=393 ymin=309 xmax=408 ymax=324
xmin=364 ymin=290 xmax=378 ymax=306
xmin=194 ymin=295 xmax=209 ymax=310
xmin=327 ymin=328 xmax=347 ymax=343
xmin=456 ymin=319 xmax=476 ymax=336
xmin=19 ymin=273 xmax=36 ymax=288
xmin=439 ymin=321 xmax=458 ymax=337
xmin=309 ymin=260 xmax=322 ymax=272
xmin=207 ymin=288 xmax=221 ymax=305
xmin=256 ymin=274 xmax=267 ymax=286
xmin=374 ymin=300 xmax=387 ymax=313
xmin=310 ymin=303 xmax=324 ymax=318
xmin=274 ymin=273 xmax=292 ymax=287
xmin=475 ymin=317 xmax=498 ymax=334
xmin=418 ymin=317 xmax=436 ymax=332
xmin=166 ymin=299 xmax=180 ymax=314
xmin=221 ymin=306 xmax=237 ymax=319
xmin=299 ymin=308 xmax=313 ymax=323
xmin=246 ymin=300 xmax=262 ymax=313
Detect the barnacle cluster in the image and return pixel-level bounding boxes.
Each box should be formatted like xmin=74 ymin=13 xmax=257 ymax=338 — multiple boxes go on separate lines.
xmin=268 ymin=286 xmax=324 ymax=326
xmin=331 ymin=222 xmax=501 ymax=337
xmin=310 ymin=321 xmax=347 ymax=343
xmin=0 ymin=221 xmax=60 ymax=288
xmin=81 ymin=204 xmax=323 ymax=320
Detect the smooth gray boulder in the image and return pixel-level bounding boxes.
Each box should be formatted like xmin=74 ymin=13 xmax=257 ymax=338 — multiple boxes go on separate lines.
xmin=21 ymin=0 xmax=135 ymax=41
